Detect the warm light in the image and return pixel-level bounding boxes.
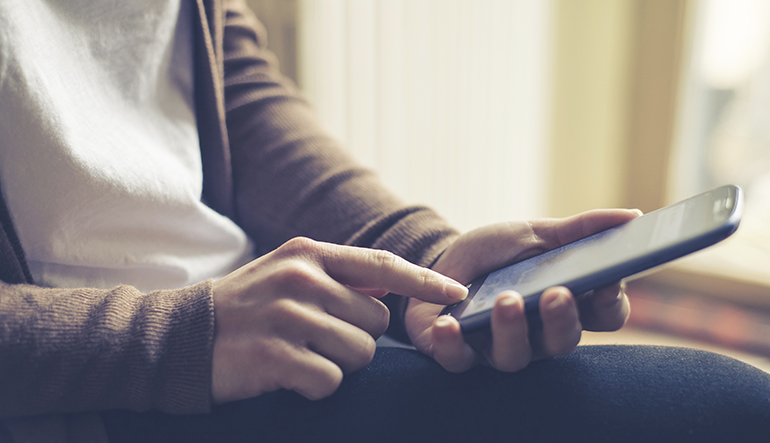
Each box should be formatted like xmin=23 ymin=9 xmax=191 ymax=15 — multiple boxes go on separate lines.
xmin=297 ymin=0 xmax=552 ymax=231
xmin=700 ymin=0 xmax=770 ymax=88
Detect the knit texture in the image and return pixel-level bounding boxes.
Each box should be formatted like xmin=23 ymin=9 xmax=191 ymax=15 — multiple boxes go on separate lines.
xmin=0 ymin=0 xmax=458 ymax=441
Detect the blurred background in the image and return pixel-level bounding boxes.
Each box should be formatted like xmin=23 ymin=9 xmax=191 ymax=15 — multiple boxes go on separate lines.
xmin=245 ymin=0 xmax=770 ymax=369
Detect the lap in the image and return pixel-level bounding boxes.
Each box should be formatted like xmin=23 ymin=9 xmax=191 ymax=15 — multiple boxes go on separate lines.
xmin=102 ymin=345 xmax=770 ymax=443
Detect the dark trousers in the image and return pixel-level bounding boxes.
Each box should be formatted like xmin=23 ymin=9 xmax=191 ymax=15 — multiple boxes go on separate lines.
xmin=102 ymin=345 xmax=770 ymax=443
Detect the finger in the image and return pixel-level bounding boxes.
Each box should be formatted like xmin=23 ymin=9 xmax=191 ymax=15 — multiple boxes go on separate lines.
xmin=318 ymin=242 xmax=468 ymax=304
xmin=578 ymin=282 xmax=630 ymax=332
xmin=348 ymin=287 xmax=389 ymax=298
xmin=488 ymin=291 xmax=531 ymax=372
xmin=320 ymin=284 xmax=391 ymax=338
xmin=531 ymin=209 xmax=642 ymax=250
xmin=430 ymin=315 xmax=479 ymax=373
xmin=283 ymin=307 xmax=378 ymax=374
xmin=539 ymin=287 xmax=582 ymax=357
xmin=275 ymin=346 xmax=345 ymax=400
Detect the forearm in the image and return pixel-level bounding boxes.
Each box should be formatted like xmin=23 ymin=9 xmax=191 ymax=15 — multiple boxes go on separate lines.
xmin=222 ymin=0 xmax=458 ymax=263
xmin=222 ymin=1 xmax=460 ymax=342
xmin=0 ymin=280 xmax=215 ymax=417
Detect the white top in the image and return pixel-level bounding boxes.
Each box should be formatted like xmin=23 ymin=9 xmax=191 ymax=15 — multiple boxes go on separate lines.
xmin=0 ymin=0 xmax=254 ymax=291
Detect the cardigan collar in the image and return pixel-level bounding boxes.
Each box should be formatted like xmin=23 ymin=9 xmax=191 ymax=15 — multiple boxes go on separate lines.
xmin=193 ymin=0 xmax=235 ymax=219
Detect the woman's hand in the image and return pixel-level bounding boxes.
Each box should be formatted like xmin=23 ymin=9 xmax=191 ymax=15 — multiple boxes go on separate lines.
xmin=210 ymin=237 xmax=467 ymax=403
xmin=405 ymin=209 xmax=642 ymax=373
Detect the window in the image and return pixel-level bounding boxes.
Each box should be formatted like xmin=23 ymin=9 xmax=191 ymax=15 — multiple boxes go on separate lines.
xmin=662 ymin=0 xmax=770 ymax=307
xmin=296 ymin=0 xmax=552 ymax=232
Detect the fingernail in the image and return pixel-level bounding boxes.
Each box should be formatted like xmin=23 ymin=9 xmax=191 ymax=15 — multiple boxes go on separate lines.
xmin=498 ymin=293 xmax=523 ymax=320
xmin=499 ymin=294 xmax=518 ymax=308
xmin=632 ymin=209 xmax=643 ymax=216
xmin=444 ymin=280 xmax=469 ymax=301
xmin=544 ymin=290 xmax=568 ymax=312
xmin=435 ymin=315 xmax=454 ymax=328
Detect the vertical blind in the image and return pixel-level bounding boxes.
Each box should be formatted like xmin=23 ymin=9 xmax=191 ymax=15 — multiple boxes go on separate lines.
xmin=298 ymin=0 xmax=552 ymax=232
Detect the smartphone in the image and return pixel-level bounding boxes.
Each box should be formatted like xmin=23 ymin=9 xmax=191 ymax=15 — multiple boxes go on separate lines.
xmin=440 ymin=184 xmax=743 ymax=346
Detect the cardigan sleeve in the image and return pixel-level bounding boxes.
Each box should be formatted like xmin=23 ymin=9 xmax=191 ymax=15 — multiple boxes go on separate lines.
xmin=221 ymin=0 xmax=459 ymax=272
xmin=0 ymin=17 xmax=217 ymax=417
xmin=0 ymin=0 xmax=459 ymax=423
xmin=0 ymin=279 xmax=216 ymax=418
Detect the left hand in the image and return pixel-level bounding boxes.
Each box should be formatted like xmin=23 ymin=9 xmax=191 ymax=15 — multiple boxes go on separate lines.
xmin=405 ymin=209 xmax=642 ymax=373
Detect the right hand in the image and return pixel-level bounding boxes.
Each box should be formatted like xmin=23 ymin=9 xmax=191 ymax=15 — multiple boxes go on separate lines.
xmin=210 ymin=237 xmax=467 ymax=403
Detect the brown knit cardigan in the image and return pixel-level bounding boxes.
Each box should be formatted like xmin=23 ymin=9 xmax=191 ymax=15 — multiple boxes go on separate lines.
xmin=0 ymin=0 xmax=458 ymax=441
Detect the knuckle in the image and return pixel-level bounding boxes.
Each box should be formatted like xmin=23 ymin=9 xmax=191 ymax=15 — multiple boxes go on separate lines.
xmin=417 ymin=268 xmax=437 ymax=292
xmin=371 ymin=249 xmax=400 ymax=273
xmin=281 ymin=261 xmax=315 ymax=281
xmin=520 ymin=220 xmax=549 ymax=254
xmin=273 ymin=260 xmax=322 ymax=291
xmin=280 ymin=236 xmax=320 ymax=258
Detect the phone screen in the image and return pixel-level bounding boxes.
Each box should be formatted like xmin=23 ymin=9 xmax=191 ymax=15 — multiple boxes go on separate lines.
xmin=454 ymin=185 xmax=740 ymax=321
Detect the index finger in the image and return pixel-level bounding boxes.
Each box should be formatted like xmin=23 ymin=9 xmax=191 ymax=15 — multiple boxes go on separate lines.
xmin=318 ymin=243 xmax=468 ymax=304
